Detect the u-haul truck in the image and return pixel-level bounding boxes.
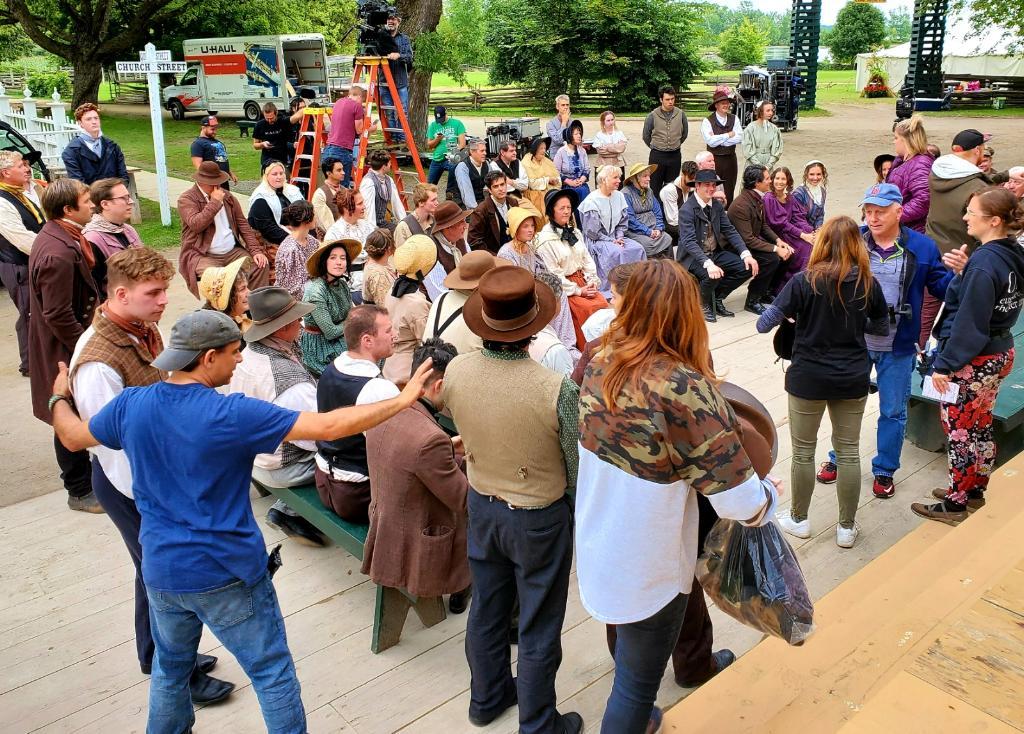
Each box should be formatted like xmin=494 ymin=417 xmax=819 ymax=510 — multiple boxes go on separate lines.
xmin=162 ymin=34 xmax=331 ymax=120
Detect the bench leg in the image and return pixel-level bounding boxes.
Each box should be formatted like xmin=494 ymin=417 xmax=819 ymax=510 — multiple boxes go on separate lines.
xmin=371 ymin=586 xmax=447 ymax=654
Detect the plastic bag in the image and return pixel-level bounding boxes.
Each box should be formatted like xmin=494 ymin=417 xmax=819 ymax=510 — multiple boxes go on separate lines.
xmin=696 ymin=518 xmax=815 ymax=645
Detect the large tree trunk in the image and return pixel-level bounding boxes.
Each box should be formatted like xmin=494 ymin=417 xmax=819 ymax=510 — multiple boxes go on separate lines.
xmin=397 ymin=0 xmax=443 ymax=146
xmin=71 ymin=59 xmax=104 ymax=108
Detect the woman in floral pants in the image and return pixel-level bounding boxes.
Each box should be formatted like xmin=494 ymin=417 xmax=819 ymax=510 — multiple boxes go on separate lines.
xmin=912 ymin=188 xmax=1024 ymax=525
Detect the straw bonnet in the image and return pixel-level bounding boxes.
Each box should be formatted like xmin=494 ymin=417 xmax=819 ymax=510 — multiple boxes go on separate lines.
xmin=194 ymin=160 xmax=230 ymax=186
xmin=707 ymin=86 xmax=733 ymax=111
xmin=305 ymin=238 xmax=363 ymax=279
xmin=506 ymin=206 xmax=543 ymax=241
xmin=623 ymin=162 xmax=657 ymax=187
xmin=393 ymin=234 xmax=438 ymax=278
xmin=431 ymin=201 xmax=469 ymax=233
xmin=199 ymin=256 xmax=250 ymax=312
xmin=443 ymin=250 xmax=497 ymax=290
xmin=244 ymin=286 xmax=316 ymax=343
xmin=462 ymin=265 xmax=557 ymax=342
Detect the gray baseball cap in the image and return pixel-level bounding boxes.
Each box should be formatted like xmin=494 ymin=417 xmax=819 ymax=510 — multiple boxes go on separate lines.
xmin=152 ymin=310 xmax=242 ymax=372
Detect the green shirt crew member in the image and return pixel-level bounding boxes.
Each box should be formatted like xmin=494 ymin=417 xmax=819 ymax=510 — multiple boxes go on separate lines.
xmin=426 ymin=106 xmax=467 ymax=186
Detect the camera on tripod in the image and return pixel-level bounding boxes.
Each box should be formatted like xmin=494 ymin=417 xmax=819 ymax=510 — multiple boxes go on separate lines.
xmin=356 ymin=0 xmax=399 ymax=56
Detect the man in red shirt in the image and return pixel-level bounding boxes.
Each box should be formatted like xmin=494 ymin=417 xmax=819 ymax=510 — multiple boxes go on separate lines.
xmin=325 ymin=85 xmax=373 ymax=187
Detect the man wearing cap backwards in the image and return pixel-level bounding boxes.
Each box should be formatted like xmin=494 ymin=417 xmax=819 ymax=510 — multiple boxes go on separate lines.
xmin=424 ymin=200 xmax=471 ymax=300
xmin=68 ymin=247 xmax=236 ymax=707
xmin=49 ymin=308 xmax=434 ymax=734
xmin=442 ymin=266 xmax=585 ymax=734
xmin=228 ymin=286 xmax=327 ymax=548
xmin=922 ymin=128 xmax=993 ymax=342
xmin=815 ymin=184 xmax=963 ymax=500
xmin=178 ymin=161 xmax=269 ymax=298
xmin=643 ymin=85 xmax=688 ymax=198
xmin=190 ymin=115 xmax=237 ymax=188
xmin=426 ymin=106 xmax=467 ymax=186
xmin=701 ymin=88 xmax=742 ymax=206
xmin=425 ymin=250 xmax=498 ymax=356
xmin=677 ymin=169 xmax=758 ymax=322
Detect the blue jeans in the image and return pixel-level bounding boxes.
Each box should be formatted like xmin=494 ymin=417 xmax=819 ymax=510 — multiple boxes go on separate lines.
xmin=602 ymin=593 xmax=689 ymax=733
xmin=146 ymin=573 xmax=305 ymax=734
xmin=380 ymin=85 xmax=409 ymax=141
xmin=322 ymin=145 xmax=354 ymax=188
xmin=427 ymin=158 xmax=457 ymax=186
xmin=829 ymin=349 xmax=916 ymax=478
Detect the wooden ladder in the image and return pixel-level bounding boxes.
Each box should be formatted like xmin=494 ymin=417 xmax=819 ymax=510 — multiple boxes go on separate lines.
xmin=289 ymin=106 xmax=330 ymax=199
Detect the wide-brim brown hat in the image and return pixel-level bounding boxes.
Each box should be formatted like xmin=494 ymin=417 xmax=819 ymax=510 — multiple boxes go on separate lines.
xmin=623 ymin=162 xmax=657 ymax=187
xmin=444 ymin=250 xmax=497 ymax=290
xmin=306 ymin=238 xmax=363 ymax=279
xmin=462 ymin=265 xmax=557 ymax=342
xmin=244 ymin=286 xmax=316 ymax=343
xmin=431 ymin=201 xmax=468 ymax=233
xmin=719 ymin=381 xmax=778 ymax=479
xmin=195 ymin=160 xmax=229 ymax=186
xmin=707 ymin=87 xmax=734 ymax=111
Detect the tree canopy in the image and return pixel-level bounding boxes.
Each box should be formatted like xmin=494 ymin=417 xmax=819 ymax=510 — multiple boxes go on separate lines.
xmin=950 ymin=0 xmax=1024 ymax=47
xmin=718 ymin=17 xmax=769 ymax=67
xmin=828 ymin=1 xmax=886 ymax=64
xmin=485 ymin=0 xmax=704 ymax=110
xmin=414 ymin=0 xmax=494 ymax=85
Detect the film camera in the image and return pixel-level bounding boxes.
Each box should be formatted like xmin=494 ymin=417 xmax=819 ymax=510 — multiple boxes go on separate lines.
xmin=356 ymin=0 xmax=399 ymax=56
xmin=735 ymin=61 xmax=805 ymax=131
xmin=483 ymin=117 xmax=542 ymax=158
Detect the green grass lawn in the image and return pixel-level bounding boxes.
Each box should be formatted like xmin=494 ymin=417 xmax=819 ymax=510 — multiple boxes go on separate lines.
xmin=134 ymin=197 xmax=182 ymax=250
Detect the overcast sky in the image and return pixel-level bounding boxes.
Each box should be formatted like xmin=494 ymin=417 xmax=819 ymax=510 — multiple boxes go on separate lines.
xmin=715 ymin=0 xmax=917 ymax=25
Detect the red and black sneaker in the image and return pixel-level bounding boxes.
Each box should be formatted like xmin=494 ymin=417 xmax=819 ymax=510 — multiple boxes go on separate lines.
xmin=872 ymin=475 xmax=895 ymax=499
xmin=816 ymin=461 xmax=837 ymax=484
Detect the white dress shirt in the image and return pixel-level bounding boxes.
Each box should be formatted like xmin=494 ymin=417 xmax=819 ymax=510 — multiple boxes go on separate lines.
xmin=700 ymin=113 xmax=742 ymax=148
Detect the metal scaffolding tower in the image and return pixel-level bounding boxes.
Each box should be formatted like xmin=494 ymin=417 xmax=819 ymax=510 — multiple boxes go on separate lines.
xmin=905 ymin=0 xmax=948 ymax=99
xmin=789 ymin=0 xmax=822 ymax=109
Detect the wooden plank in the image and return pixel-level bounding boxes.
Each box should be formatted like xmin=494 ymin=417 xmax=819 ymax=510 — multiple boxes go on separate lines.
xmin=908 ymin=599 xmax=1024 ymax=730
xmin=983 ymin=566 xmax=1024 ymax=615
xmin=260 ymin=484 xmax=367 ymax=560
xmin=836 ymin=670 xmax=1019 ymax=734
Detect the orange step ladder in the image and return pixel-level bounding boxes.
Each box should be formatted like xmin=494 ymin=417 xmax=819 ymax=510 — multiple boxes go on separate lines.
xmin=289 ymin=106 xmax=330 ymax=199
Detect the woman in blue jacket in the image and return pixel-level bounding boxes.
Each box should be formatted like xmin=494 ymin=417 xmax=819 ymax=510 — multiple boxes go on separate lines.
xmin=913 ymin=187 xmax=1024 ymax=525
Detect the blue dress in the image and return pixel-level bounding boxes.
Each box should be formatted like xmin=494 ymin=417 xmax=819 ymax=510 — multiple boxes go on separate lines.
xmin=553 ymin=144 xmax=591 ymax=201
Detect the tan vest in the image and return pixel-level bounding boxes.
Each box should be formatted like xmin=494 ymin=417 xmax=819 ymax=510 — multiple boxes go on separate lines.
xmin=443 ymin=351 xmax=567 ymax=507
xmin=648 ymin=107 xmax=687 ymax=152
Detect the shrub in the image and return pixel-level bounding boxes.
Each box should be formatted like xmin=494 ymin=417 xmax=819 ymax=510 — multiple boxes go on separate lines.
xmin=27 ymin=70 xmax=72 ymax=99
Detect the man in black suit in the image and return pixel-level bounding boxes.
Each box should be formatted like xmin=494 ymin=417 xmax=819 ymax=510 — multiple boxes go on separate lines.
xmin=677 ymin=169 xmax=758 ymax=322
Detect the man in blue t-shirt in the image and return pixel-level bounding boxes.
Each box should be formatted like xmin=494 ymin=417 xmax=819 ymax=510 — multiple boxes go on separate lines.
xmin=50 ymin=309 xmax=434 ymax=734
xmin=190 ymin=115 xmax=238 ymax=189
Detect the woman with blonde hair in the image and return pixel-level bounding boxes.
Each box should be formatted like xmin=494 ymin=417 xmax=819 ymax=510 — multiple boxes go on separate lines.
xmin=577 ymin=259 xmax=779 ymax=734
xmin=757 ymin=216 xmax=889 ymax=549
xmin=792 ymin=160 xmax=828 ymax=230
xmin=887 ymin=114 xmax=933 ymax=233
xmin=592 ymin=110 xmax=628 ymax=182
xmin=246 ymin=160 xmax=303 ymax=279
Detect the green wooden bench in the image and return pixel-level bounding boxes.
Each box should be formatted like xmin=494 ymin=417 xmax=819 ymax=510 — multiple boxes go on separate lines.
xmin=250 ymin=480 xmax=447 ymax=653
xmin=237 ymin=120 xmax=258 ymax=137
xmin=905 ymin=323 xmax=1024 ymax=463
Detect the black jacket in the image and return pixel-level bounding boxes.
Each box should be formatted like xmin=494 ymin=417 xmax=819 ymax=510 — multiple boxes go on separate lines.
xmin=677 ymin=193 xmax=748 ymax=269
xmin=61 ymin=136 xmax=128 ymax=185
xmin=933 ymin=237 xmax=1024 ymax=374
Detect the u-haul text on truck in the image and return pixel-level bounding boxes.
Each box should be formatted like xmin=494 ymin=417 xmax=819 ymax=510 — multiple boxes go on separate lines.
xmin=162 ymin=34 xmax=331 ymax=120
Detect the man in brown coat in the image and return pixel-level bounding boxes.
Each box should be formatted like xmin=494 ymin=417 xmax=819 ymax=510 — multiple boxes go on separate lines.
xmin=467 ymin=171 xmax=518 ymax=255
xmin=362 ymin=337 xmax=471 ymax=613
xmin=27 ymin=177 xmax=101 ymax=512
xmin=727 ymin=164 xmax=791 ymax=314
xmin=177 ymin=161 xmax=269 ymax=297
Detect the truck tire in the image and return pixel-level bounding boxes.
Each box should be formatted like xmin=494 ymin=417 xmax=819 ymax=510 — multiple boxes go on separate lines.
xmin=168 ymin=100 xmax=185 ymax=121
xmin=244 ymin=102 xmax=261 ymax=122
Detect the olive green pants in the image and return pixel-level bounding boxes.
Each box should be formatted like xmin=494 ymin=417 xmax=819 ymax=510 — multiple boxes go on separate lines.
xmin=788 ymin=395 xmax=867 ymax=529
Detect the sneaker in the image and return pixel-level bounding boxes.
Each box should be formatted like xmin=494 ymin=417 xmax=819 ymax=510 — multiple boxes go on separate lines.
xmin=872 ymin=475 xmax=895 ymax=499
xmin=836 ymin=523 xmax=860 ymax=548
xmin=68 ymin=491 xmax=105 ymax=514
xmin=816 ymin=461 xmax=837 ymax=484
xmin=911 ymin=500 xmax=968 ymax=526
xmin=931 ymin=487 xmax=986 ymax=512
xmin=776 ymin=512 xmax=811 ymax=539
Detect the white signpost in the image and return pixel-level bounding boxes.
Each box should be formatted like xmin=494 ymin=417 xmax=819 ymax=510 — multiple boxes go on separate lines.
xmin=114 ymin=44 xmax=187 ymax=226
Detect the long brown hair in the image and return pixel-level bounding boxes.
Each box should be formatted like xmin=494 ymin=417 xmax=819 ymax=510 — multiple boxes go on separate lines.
xmin=805 ymin=216 xmax=873 ymax=303
xmin=599 ymin=260 xmax=715 ymax=411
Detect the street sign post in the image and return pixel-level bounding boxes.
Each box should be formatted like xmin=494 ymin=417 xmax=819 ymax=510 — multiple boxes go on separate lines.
xmin=115 ymin=43 xmax=178 ymax=226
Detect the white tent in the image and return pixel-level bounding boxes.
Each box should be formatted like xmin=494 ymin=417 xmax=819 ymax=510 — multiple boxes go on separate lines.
xmin=855 ymin=26 xmax=1024 ymax=91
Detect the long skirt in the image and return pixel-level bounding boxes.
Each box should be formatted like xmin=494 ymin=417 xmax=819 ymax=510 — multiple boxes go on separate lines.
xmin=589 ymin=237 xmax=648 ymax=298
xmin=773 ymin=239 xmax=812 ymax=296
xmin=566 ymin=270 xmax=609 ymax=350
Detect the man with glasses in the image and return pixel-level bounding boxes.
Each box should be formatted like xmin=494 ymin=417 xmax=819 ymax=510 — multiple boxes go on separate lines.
xmin=190 ymin=115 xmax=237 ymax=189
xmin=84 ymin=178 xmax=144 ymax=299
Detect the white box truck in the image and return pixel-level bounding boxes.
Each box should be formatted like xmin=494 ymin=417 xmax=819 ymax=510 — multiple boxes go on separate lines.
xmin=162 ymin=34 xmax=331 ymax=120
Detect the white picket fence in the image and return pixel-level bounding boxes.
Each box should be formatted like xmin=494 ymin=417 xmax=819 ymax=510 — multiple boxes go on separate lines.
xmin=0 ymin=84 xmax=80 ymax=171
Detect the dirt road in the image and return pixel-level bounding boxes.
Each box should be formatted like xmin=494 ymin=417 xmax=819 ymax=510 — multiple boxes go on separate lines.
xmin=0 ymin=103 xmax=1018 ymax=507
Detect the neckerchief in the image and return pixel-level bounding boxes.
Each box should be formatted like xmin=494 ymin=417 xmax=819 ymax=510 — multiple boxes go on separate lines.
xmin=55 ymin=218 xmax=96 ymax=269
xmin=100 ymin=302 xmax=161 ymax=359
xmin=0 ymin=181 xmax=43 ymax=224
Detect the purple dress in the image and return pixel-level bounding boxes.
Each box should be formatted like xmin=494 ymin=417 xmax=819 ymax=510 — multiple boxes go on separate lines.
xmin=764 ymin=193 xmax=813 ymax=292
